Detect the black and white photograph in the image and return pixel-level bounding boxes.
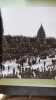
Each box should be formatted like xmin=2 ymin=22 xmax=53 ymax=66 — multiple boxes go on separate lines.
xmin=0 ymin=7 xmax=56 ymax=79
xmin=0 ymin=0 xmax=56 ymax=100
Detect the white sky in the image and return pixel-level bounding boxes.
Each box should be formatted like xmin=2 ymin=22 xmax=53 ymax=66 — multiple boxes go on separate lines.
xmin=1 ymin=7 xmax=56 ymax=38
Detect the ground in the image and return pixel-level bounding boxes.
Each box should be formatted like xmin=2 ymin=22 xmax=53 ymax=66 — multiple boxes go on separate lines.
xmin=0 ymin=79 xmax=56 ymax=87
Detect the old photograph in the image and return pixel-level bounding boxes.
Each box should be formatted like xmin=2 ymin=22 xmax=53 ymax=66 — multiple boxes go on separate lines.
xmin=0 ymin=1 xmax=56 ymax=100
xmin=0 ymin=7 xmax=56 ymax=80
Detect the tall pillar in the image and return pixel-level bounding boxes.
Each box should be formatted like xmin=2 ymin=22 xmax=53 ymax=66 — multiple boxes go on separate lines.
xmin=0 ymin=10 xmax=4 ymax=64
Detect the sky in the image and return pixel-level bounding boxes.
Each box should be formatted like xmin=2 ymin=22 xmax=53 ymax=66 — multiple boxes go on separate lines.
xmin=1 ymin=7 xmax=56 ymax=38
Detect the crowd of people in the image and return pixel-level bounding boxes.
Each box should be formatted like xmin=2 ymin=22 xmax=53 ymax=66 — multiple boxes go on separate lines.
xmin=0 ymin=54 xmax=56 ymax=79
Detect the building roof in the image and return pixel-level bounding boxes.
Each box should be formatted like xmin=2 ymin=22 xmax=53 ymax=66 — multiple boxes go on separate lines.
xmin=37 ymin=24 xmax=46 ymax=39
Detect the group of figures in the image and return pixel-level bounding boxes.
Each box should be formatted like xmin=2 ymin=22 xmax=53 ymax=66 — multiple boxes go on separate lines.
xmin=0 ymin=54 xmax=56 ymax=79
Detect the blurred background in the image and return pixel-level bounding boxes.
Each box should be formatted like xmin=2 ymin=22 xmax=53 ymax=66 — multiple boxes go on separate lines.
xmin=0 ymin=0 xmax=56 ymax=7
